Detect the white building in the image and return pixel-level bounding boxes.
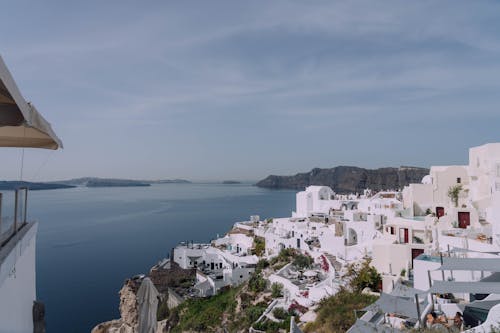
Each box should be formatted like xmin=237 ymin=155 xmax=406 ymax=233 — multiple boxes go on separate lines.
xmin=172 ymin=240 xmax=258 ymax=296
xmin=0 ymin=55 xmax=63 ymax=333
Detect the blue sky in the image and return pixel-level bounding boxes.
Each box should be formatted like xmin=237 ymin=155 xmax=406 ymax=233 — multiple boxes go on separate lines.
xmin=1 ymin=0 xmax=500 ymax=181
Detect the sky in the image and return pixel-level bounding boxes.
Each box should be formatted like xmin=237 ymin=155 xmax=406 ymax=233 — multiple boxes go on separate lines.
xmin=1 ymin=0 xmax=500 ymax=181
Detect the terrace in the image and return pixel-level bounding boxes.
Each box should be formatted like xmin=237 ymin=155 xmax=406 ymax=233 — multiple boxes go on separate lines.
xmin=0 ymin=188 xmax=29 ymax=250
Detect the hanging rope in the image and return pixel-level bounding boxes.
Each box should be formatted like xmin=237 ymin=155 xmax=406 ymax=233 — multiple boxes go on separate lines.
xmin=32 ymin=150 xmax=55 ymax=182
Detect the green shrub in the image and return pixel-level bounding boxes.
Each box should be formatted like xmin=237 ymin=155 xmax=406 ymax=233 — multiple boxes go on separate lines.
xmin=270 ymin=248 xmax=297 ymax=269
xmin=253 ymin=236 xmax=266 ymax=257
xmin=271 ymin=282 xmax=283 ymax=298
xmin=293 ymin=254 xmax=313 ymax=270
xmin=304 ymin=288 xmax=378 ymax=333
xmin=253 ymin=318 xmax=290 ymax=332
xmin=255 ymin=259 xmax=270 ymax=274
xmin=248 ymin=273 xmax=267 ymax=293
xmin=245 ymin=304 xmax=267 ymax=322
xmin=345 ymin=258 xmax=381 ymax=292
xmin=156 ymin=297 xmax=169 ymax=321
xmin=272 ymin=307 xmax=288 ymax=320
xmin=170 ymin=285 xmax=239 ymax=332
xmin=448 ymin=184 xmax=462 ymax=207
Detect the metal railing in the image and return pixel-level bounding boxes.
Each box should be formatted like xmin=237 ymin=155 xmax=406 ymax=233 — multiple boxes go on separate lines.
xmin=0 ymin=187 xmax=29 ymax=248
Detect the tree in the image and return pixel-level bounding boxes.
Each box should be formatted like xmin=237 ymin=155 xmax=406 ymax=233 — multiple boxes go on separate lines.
xmin=345 ymin=258 xmax=381 ymax=292
xmin=448 ymin=184 xmax=462 ymax=207
xmin=248 ymin=273 xmax=267 ymax=292
xmin=293 ymin=254 xmax=313 ymax=270
xmin=253 ymin=236 xmax=266 ymax=257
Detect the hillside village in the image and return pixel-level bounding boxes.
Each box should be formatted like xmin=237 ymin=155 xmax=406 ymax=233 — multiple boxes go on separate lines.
xmin=94 ymin=142 xmax=500 ymax=333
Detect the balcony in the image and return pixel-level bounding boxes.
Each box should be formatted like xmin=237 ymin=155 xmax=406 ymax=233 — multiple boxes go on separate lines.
xmin=0 ymin=188 xmax=29 ymax=249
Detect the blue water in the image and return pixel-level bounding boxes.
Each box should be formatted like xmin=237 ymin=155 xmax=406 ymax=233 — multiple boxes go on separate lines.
xmin=22 ymin=183 xmax=296 ymax=332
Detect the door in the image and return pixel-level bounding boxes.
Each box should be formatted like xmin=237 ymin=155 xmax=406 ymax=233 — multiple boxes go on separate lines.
xmin=458 ymin=212 xmax=470 ymax=229
xmin=399 ymin=228 xmax=409 ymax=243
xmin=436 ymin=207 xmax=445 ymax=218
xmin=411 ymin=248 xmax=425 ymax=268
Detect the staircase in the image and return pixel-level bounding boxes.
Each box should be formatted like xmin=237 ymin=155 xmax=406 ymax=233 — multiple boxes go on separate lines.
xmin=323 ymin=253 xmax=343 ymax=277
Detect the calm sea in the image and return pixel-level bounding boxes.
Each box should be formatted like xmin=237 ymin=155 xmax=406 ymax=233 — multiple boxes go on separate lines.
xmin=22 ymin=183 xmax=296 ymax=332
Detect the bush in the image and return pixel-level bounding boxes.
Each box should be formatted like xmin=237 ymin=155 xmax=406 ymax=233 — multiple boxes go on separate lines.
xmin=253 ymin=236 xmax=266 ymax=257
xmin=272 ymin=307 xmax=288 ymax=320
xmin=170 ymin=286 xmax=239 ymax=332
xmin=293 ymin=254 xmax=313 ymax=270
xmin=255 ymin=259 xmax=270 ymax=274
xmin=248 ymin=273 xmax=267 ymax=293
xmin=271 ymin=282 xmax=283 ymax=298
xmin=304 ymin=288 xmax=378 ymax=333
xmin=156 ymin=297 xmax=170 ymax=320
xmin=253 ymin=319 xmax=290 ymax=332
xmin=270 ymin=248 xmax=297 ymax=269
xmin=245 ymin=304 xmax=267 ymax=322
xmin=448 ymin=184 xmax=462 ymax=207
xmin=345 ymin=258 xmax=381 ymax=292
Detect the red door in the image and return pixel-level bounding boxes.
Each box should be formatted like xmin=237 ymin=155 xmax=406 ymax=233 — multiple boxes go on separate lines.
xmin=436 ymin=207 xmax=445 ymax=218
xmin=411 ymin=248 xmax=425 ymax=268
xmin=458 ymin=212 xmax=470 ymax=229
xmin=404 ymin=228 xmax=409 ymax=243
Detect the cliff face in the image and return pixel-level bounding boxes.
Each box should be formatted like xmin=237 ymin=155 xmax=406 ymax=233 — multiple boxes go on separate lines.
xmin=255 ymin=166 xmax=429 ymax=193
xmin=91 ymin=281 xmax=138 ymax=333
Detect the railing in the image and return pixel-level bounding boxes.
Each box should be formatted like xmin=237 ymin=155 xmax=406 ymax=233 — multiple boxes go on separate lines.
xmin=0 ymin=187 xmax=29 ymax=248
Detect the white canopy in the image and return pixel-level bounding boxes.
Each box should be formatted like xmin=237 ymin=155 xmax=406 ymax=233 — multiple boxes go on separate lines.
xmin=0 ymin=56 xmax=62 ymax=149
xmin=438 ymin=258 xmax=500 ymax=272
xmin=363 ymin=293 xmax=424 ymax=319
xmin=137 ymin=277 xmax=160 ymax=333
xmin=430 ymin=281 xmax=500 ymax=294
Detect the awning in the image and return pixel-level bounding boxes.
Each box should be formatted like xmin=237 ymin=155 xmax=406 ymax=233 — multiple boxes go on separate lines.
xmin=463 ymin=300 xmax=500 ymax=327
xmin=363 ymin=293 xmax=424 ymax=319
xmin=390 ymin=282 xmax=427 ymax=298
xmin=347 ymin=319 xmax=403 ymax=333
xmin=438 ymin=258 xmax=500 ymax=272
xmin=0 ymin=56 xmax=62 ymax=149
xmin=430 ymin=281 xmax=500 ymax=294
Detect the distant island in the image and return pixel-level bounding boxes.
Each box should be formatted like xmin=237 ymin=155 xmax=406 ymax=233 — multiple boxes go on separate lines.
xmin=0 ymin=181 xmax=75 ymax=191
xmin=0 ymin=178 xmax=193 ymax=191
xmin=150 ymin=179 xmax=191 ymax=184
xmin=222 ymin=180 xmax=241 ymax=184
xmin=52 ymin=177 xmax=191 ymax=188
xmin=86 ymin=179 xmax=150 ymax=187
xmin=256 ymin=165 xmax=429 ymax=193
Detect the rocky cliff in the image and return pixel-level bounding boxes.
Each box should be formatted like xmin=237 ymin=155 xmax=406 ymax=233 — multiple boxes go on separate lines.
xmin=255 ymin=166 xmax=429 ymax=193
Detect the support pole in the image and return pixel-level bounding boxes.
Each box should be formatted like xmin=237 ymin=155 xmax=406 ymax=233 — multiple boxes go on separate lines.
xmin=0 ymin=193 xmax=2 ymax=234
xmin=13 ymin=189 xmax=18 ymax=234
xmin=415 ymin=294 xmax=422 ymax=328
xmin=23 ymin=187 xmax=28 ymax=224
xmin=440 ymin=252 xmax=445 ymax=281
xmin=428 ymin=270 xmax=435 ymax=311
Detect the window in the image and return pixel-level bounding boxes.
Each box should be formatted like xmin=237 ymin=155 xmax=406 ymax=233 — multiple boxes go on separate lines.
xmin=497 ymin=164 xmax=500 ymax=177
xmin=457 ymin=177 xmax=461 ymax=184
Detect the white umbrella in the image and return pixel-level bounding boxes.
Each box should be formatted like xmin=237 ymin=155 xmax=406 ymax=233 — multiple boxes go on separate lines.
xmin=0 ymin=55 xmax=62 ymax=149
xmin=137 ymin=278 xmax=160 ymax=333
xmin=303 ymin=270 xmax=317 ymax=278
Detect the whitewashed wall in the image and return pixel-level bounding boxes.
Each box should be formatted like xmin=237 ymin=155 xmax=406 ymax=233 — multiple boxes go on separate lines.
xmin=0 ymin=223 xmax=37 ymax=333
